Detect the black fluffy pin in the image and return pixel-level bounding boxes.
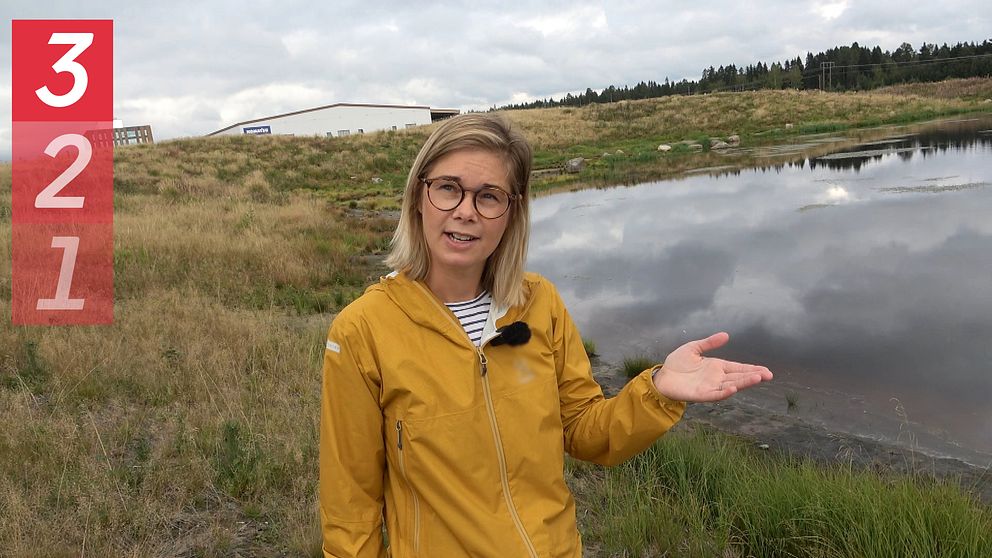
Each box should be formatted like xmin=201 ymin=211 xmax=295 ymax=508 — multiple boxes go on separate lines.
xmin=491 ymin=321 xmax=531 ymax=347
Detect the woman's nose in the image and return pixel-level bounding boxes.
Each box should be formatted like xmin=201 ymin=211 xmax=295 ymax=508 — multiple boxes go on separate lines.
xmin=451 ymin=190 xmax=479 ymax=219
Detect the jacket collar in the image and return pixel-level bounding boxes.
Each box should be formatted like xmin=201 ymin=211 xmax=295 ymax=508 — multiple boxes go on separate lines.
xmin=373 ymin=270 xmax=534 ymax=348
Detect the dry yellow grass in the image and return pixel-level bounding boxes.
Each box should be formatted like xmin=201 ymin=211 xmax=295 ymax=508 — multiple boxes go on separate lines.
xmin=875 ymin=76 xmax=992 ymax=100
xmin=503 ymin=88 xmax=978 ymax=150
xmin=0 ymin=164 xmax=385 ymax=555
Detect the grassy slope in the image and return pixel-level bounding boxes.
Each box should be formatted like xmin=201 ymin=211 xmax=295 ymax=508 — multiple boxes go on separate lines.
xmin=1 ymin=78 xmax=991 ymax=556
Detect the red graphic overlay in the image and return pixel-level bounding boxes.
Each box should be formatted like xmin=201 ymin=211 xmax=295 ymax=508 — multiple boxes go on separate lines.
xmin=12 ymin=19 xmax=114 ymax=325
xmin=12 ymin=20 xmax=113 ymax=121
xmin=12 ymin=224 xmax=114 ymax=325
xmin=12 ymin=121 xmax=114 ymax=224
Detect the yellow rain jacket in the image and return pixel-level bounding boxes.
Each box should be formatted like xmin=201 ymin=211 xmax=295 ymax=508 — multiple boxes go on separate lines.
xmin=320 ymin=271 xmax=685 ymax=557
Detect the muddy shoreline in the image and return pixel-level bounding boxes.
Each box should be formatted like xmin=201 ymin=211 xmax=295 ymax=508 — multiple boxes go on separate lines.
xmin=591 ymin=358 xmax=992 ymax=506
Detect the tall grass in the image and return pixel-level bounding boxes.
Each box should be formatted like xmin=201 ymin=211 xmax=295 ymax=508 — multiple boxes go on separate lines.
xmin=571 ymin=427 xmax=992 ymax=558
xmin=621 ymin=355 xmax=656 ymax=379
xmin=875 ymin=77 xmax=992 ymax=101
xmin=1 ymin=148 xmax=389 ymax=555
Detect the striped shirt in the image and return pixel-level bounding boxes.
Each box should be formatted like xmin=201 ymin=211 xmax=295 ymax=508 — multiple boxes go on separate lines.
xmin=445 ymin=291 xmax=492 ymax=347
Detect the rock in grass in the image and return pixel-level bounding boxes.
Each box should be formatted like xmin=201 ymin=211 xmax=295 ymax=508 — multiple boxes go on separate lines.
xmin=727 ymin=134 xmax=740 ymax=145
xmin=657 ymin=144 xmax=672 ymax=152
xmin=565 ymin=157 xmax=585 ymax=173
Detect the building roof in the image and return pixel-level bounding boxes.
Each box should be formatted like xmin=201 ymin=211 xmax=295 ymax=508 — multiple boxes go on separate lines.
xmin=207 ymin=102 xmax=435 ymax=136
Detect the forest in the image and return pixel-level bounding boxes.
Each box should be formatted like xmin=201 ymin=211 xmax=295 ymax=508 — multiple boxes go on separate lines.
xmin=497 ymin=39 xmax=992 ymax=110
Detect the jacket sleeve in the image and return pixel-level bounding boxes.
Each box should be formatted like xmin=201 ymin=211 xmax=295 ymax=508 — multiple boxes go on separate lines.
xmin=319 ymin=312 xmax=387 ymax=558
xmin=547 ymin=282 xmax=687 ymax=467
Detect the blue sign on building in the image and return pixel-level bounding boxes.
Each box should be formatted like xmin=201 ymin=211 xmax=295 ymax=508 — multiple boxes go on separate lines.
xmin=243 ymin=125 xmax=272 ymax=135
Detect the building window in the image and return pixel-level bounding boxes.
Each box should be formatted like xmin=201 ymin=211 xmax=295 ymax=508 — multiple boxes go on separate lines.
xmin=391 ymin=126 xmax=397 ymax=131
xmin=405 ymin=123 xmax=416 ymax=129
xmin=358 ymin=128 xmax=364 ymax=134
xmin=337 ymin=130 xmax=350 ymax=136
xmin=326 ymin=132 xmax=335 ymax=137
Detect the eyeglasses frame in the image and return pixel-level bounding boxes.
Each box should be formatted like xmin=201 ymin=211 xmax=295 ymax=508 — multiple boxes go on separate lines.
xmin=419 ymin=175 xmax=519 ymax=219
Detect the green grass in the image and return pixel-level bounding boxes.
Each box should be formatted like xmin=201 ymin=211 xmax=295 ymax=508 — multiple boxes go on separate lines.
xmin=621 ymin=355 xmax=656 ymax=378
xmin=570 ymin=427 xmax=992 ymax=558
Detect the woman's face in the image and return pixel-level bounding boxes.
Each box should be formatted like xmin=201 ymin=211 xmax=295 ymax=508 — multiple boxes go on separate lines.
xmin=420 ymin=148 xmax=513 ymax=287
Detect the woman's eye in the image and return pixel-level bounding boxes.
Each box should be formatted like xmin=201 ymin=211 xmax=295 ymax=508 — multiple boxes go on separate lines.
xmin=480 ymin=192 xmax=500 ymax=202
xmin=437 ymin=182 xmax=459 ymax=193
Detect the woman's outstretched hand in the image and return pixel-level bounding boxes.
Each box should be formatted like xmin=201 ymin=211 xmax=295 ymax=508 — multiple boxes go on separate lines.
xmin=652 ymin=332 xmax=772 ymax=402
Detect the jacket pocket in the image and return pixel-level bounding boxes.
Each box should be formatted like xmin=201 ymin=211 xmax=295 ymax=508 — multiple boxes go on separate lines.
xmin=395 ymin=420 xmax=422 ymax=555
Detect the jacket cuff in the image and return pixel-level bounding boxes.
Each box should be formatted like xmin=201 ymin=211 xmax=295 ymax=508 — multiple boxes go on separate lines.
xmin=640 ymin=367 xmax=687 ymax=413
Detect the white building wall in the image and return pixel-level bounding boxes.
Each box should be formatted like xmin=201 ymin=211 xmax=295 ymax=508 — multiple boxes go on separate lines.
xmin=213 ymin=105 xmax=433 ymax=137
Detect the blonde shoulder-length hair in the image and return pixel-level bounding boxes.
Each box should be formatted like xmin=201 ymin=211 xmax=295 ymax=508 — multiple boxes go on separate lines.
xmin=385 ymin=113 xmax=532 ymax=308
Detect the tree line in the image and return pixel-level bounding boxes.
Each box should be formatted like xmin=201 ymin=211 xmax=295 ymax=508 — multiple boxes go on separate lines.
xmin=494 ymin=39 xmax=992 ymax=111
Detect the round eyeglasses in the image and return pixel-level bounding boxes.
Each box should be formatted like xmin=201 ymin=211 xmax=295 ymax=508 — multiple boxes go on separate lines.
xmin=421 ymin=176 xmax=517 ymax=219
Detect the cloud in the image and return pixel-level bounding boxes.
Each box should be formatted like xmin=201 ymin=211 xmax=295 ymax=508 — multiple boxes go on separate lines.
xmin=516 ymin=5 xmax=608 ymax=38
xmin=812 ymin=0 xmax=850 ymax=21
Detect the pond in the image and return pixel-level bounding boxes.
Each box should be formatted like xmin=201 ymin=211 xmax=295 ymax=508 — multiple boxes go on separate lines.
xmin=528 ymin=116 xmax=992 ymax=465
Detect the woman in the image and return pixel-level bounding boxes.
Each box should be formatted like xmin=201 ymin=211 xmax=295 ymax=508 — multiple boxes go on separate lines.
xmin=320 ymin=113 xmax=772 ymax=557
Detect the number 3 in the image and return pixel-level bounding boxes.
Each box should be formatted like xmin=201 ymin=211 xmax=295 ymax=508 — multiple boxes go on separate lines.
xmin=35 ymin=32 xmax=94 ymax=108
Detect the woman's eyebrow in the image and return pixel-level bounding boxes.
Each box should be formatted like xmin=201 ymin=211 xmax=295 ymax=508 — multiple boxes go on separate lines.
xmin=433 ymin=175 xmax=506 ymax=190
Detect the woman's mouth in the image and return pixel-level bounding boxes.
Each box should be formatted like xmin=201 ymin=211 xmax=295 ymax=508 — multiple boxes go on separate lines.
xmin=446 ymin=232 xmax=478 ymax=243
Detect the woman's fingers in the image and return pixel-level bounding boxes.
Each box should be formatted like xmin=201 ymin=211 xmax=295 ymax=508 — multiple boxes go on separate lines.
xmin=690 ymin=331 xmax=730 ymax=354
xmin=721 ymin=362 xmax=773 ymax=379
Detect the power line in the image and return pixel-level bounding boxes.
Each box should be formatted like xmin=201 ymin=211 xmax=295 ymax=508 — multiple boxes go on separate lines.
xmin=797 ymin=52 xmax=992 ymax=78
xmin=701 ymin=53 xmax=992 ymax=93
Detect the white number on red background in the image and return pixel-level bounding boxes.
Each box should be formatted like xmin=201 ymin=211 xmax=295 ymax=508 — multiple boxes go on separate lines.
xmin=35 ymin=133 xmax=90 ymax=209
xmin=35 ymin=32 xmax=94 ymax=108
xmin=36 ymin=236 xmax=85 ymax=311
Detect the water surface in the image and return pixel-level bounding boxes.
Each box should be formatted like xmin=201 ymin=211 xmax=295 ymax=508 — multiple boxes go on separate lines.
xmin=528 ymin=117 xmax=992 ymax=464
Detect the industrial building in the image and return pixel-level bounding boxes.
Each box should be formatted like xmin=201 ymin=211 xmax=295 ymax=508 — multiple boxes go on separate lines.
xmin=207 ymin=103 xmax=459 ymax=138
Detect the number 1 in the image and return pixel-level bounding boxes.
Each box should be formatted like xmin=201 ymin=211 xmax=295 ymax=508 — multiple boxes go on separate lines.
xmin=36 ymin=236 xmax=85 ymax=311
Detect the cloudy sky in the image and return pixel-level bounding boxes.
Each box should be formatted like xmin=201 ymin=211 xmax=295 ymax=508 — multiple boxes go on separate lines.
xmin=2 ymin=1 xmax=990 ymax=159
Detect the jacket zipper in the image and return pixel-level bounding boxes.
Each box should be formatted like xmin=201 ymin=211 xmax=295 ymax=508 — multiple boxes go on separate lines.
xmin=396 ymin=420 xmax=421 ymax=554
xmin=477 ymin=347 xmax=540 ymax=558
xmin=412 ymin=280 xmax=539 ymax=558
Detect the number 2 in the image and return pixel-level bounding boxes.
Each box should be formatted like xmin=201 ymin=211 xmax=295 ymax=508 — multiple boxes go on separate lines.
xmin=35 ymin=32 xmax=94 ymax=108
xmin=35 ymin=133 xmax=90 ymax=209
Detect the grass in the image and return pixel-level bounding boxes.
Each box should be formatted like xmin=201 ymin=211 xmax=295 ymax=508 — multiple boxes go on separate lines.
xmin=1 ymin=159 xmax=387 ymax=555
xmin=621 ymin=355 xmax=656 ymax=379
xmin=786 ymin=392 xmax=799 ymax=413
xmin=583 ymin=338 xmax=598 ymax=357
xmin=2 ymin=78 xmax=991 ymax=556
xmin=875 ymin=77 xmax=992 ymax=101
xmin=568 ymin=426 xmax=992 ymax=557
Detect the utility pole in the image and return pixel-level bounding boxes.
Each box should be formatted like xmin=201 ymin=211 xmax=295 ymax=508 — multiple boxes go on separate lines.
xmin=820 ymin=62 xmax=835 ymax=90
